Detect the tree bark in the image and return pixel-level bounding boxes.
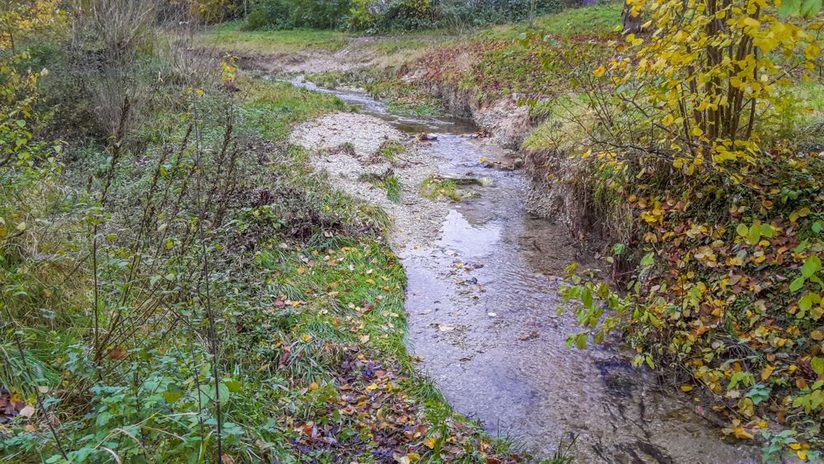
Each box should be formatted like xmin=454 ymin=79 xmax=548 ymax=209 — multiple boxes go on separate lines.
xmin=622 ymin=1 xmax=642 ymax=33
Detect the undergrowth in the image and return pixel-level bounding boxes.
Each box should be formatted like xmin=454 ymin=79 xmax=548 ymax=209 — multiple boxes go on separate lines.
xmin=0 ymin=3 xmax=571 ymax=462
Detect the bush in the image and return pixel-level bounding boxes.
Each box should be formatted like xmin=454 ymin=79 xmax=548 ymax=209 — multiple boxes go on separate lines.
xmin=371 ymin=0 xmax=437 ymax=30
xmin=246 ymin=0 xmax=353 ymax=30
xmin=556 ymin=0 xmax=824 ymax=457
xmin=246 ymin=0 xmax=565 ymax=31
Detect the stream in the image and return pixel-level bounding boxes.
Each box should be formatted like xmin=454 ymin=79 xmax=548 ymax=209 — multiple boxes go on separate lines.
xmin=285 ymin=76 xmax=761 ymax=463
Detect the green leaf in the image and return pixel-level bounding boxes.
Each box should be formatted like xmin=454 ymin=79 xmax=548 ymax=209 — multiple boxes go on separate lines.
xmin=800 ymin=293 xmax=813 ymax=313
xmin=736 ymin=224 xmax=749 ymax=237
xmin=223 ymin=378 xmax=242 ymax=393
xmin=802 ymin=255 xmax=821 ymax=278
xmin=760 ymin=224 xmax=774 ymax=238
xmin=790 ymin=277 xmax=806 ymax=292
xmin=729 ymin=371 xmax=753 ymax=390
xmin=812 ymin=357 xmax=824 ymax=377
xmin=747 ymin=225 xmax=762 ymax=245
xmin=813 ymin=221 xmax=823 ymax=234
xmin=582 ymin=287 xmax=593 ymax=309
xmin=746 ymin=384 xmax=771 ymax=405
xmin=640 ymin=252 xmax=655 ymax=268
xmin=163 ymin=387 xmax=184 ymax=404
xmin=779 ymin=0 xmax=800 ymax=16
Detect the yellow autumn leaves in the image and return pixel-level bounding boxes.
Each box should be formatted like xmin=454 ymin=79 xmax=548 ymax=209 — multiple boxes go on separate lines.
xmin=592 ymin=0 xmax=821 ymax=171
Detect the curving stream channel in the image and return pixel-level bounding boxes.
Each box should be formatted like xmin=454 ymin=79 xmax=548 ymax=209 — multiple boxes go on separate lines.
xmin=284 ymin=76 xmax=760 ymax=463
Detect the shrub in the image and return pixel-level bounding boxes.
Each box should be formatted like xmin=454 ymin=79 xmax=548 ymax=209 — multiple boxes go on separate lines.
xmin=246 ymin=0 xmax=565 ymax=31
xmin=558 ymin=0 xmax=824 ymax=456
xmin=246 ymin=0 xmax=353 ymax=30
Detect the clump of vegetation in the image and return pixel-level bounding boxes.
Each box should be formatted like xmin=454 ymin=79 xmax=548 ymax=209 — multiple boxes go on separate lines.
xmin=243 ymin=0 xmax=568 ymax=31
xmin=377 ymin=139 xmax=407 ymax=162
xmin=350 ymin=0 xmax=566 ymax=31
xmin=246 ymin=0 xmax=352 ymax=30
xmin=420 ymin=176 xmax=463 ymax=202
xmin=359 ymin=171 xmax=403 ymax=203
xmin=555 ymin=0 xmax=824 ymax=459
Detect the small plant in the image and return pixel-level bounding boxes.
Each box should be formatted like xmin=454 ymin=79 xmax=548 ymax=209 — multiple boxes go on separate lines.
xmin=385 ymin=175 xmax=401 ymax=203
xmin=358 ymin=171 xmax=402 ymax=203
xmin=420 ymin=176 xmax=462 ymax=202
xmin=377 ymin=140 xmax=406 ymax=162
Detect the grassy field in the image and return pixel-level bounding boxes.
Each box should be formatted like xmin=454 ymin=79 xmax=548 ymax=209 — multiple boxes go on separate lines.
xmin=482 ymin=3 xmax=623 ymax=38
xmin=193 ymin=21 xmax=348 ymax=53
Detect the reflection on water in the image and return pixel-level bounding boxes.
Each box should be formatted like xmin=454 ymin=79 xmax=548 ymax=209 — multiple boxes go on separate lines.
xmin=439 ymin=210 xmax=502 ymax=258
xmin=284 ymin=75 xmax=478 ymax=135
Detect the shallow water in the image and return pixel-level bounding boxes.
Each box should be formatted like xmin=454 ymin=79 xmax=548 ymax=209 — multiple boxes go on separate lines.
xmin=290 ymin=78 xmax=760 ymax=463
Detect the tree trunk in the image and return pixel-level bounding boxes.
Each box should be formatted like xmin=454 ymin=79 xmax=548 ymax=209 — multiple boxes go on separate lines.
xmin=622 ymin=1 xmax=642 ymax=33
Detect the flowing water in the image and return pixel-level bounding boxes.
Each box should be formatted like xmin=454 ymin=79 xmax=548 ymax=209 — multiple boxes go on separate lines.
xmin=287 ymin=76 xmax=760 ymax=463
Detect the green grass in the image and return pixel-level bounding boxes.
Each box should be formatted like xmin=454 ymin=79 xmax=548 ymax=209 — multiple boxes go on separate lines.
xmin=357 ymin=172 xmax=402 ymax=204
xmin=385 ymin=176 xmax=401 ymax=203
xmin=239 ymin=78 xmax=350 ymax=141
xmin=194 ymin=21 xmax=348 ymax=53
xmin=377 ymin=139 xmax=406 ymax=161
xmin=482 ymin=2 xmax=623 ymax=39
xmin=533 ymin=3 xmax=623 ymax=36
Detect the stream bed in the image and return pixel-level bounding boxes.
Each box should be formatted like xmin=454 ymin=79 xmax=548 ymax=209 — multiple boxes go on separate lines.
xmin=285 ymin=76 xmax=760 ymax=463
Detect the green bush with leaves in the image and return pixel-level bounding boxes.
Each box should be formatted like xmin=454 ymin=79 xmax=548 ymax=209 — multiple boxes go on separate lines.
xmin=245 ymin=0 xmax=565 ymax=31
xmin=246 ymin=0 xmax=353 ymax=30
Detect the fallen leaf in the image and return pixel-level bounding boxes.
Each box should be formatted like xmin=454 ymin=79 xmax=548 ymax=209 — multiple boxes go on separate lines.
xmin=18 ymin=405 xmax=34 ymax=418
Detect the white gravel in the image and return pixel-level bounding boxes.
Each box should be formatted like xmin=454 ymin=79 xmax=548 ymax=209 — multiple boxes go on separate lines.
xmin=289 ymin=112 xmax=405 ymax=159
xmin=290 ymin=112 xmax=449 ymax=249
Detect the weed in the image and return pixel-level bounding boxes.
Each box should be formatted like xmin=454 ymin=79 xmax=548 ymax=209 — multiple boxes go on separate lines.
xmin=420 ymin=176 xmax=462 ymax=202
xmin=358 ymin=171 xmax=402 ymax=204
xmin=377 ymin=139 xmax=406 ymax=162
xmin=384 ymin=175 xmax=401 ymax=203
